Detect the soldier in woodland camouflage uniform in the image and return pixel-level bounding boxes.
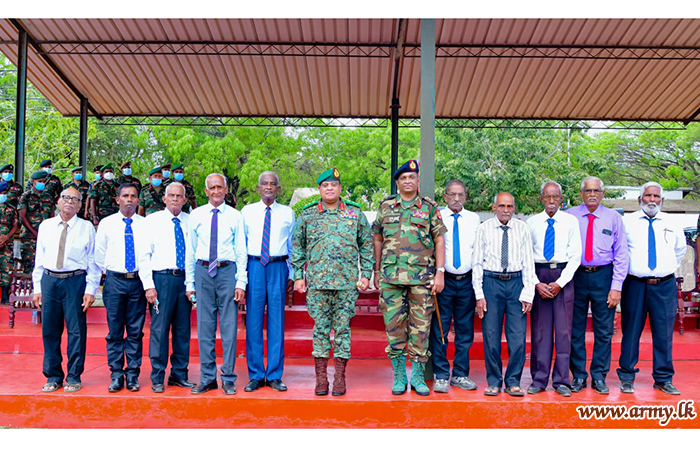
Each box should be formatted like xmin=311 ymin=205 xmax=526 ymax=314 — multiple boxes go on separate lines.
xmin=0 ymin=164 xmax=23 ymax=209
xmin=64 ymin=166 xmax=90 ymax=220
xmin=27 ymin=159 xmax=63 ymax=204
xmin=89 ymin=163 xmax=119 ymax=225
xmin=372 ymin=160 xmax=447 ymax=396
xmin=115 ymin=161 xmax=142 ymax=194
xmin=139 ymin=166 xmax=166 ymax=216
xmin=0 ymin=181 xmax=19 ymax=303
xmin=87 ymin=164 xmax=103 ymax=223
xmin=292 ymin=168 xmax=374 ymax=396
xmin=19 ymin=170 xmax=55 ymax=274
xmin=170 ymin=164 xmax=197 ymax=213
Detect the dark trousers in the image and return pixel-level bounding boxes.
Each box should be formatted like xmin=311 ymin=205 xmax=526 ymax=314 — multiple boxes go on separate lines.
xmin=481 ymin=274 xmax=527 ymax=388
xmin=246 ymin=258 xmax=287 ymax=381
xmin=617 ymin=276 xmax=676 ymax=383
xmin=195 ymin=263 xmax=238 ymax=384
xmin=149 ymin=272 xmax=192 ymax=384
xmin=429 ymin=272 xmax=475 ymax=379
xmin=530 ymin=266 xmax=574 ymax=389
xmin=41 ymin=273 xmax=87 ymax=384
xmin=570 ymin=265 xmax=616 ymax=382
xmin=103 ymin=272 xmax=147 ymax=380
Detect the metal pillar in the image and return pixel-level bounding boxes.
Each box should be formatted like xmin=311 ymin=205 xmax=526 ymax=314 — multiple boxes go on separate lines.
xmin=419 ymin=19 xmax=436 ymax=199
xmin=79 ymin=97 xmax=88 ymax=171
xmin=14 ymin=28 xmax=28 ymax=186
xmin=390 ymin=98 xmax=399 ymax=195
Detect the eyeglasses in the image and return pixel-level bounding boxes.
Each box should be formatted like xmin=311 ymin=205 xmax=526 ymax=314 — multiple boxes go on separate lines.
xmin=60 ymin=195 xmax=81 ymax=203
xmin=542 ymin=195 xmax=562 ymax=200
xmin=445 ymin=192 xmax=466 ymax=198
xmin=583 ymin=189 xmax=603 ymax=194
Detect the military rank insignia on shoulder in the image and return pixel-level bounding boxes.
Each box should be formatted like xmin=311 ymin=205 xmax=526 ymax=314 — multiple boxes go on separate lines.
xmin=344 ymin=199 xmax=361 ymax=208
xmin=380 ymin=195 xmax=397 ymax=204
xmin=302 ymin=200 xmax=319 ymax=210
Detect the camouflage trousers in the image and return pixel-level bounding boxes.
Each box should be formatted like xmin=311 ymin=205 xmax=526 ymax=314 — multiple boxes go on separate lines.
xmin=20 ymin=237 xmax=36 ymax=274
xmin=306 ymin=289 xmax=358 ymax=360
xmin=0 ymin=244 xmax=13 ymax=285
xmin=379 ymin=281 xmax=434 ymax=363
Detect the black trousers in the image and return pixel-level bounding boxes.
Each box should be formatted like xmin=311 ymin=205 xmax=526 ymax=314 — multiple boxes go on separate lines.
xmin=103 ymin=272 xmax=147 ymax=380
xmin=149 ymin=272 xmax=192 ymax=384
xmin=41 ymin=273 xmax=87 ymax=384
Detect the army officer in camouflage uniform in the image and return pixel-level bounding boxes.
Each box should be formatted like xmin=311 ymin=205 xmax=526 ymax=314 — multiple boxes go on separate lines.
xmin=139 ymin=166 xmax=166 ymax=216
xmin=292 ymin=168 xmax=374 ymax=396
xmin=0 ymin=181 xmax=19 ymax=304
xmin=372 ymin=160 xmax=447 ymax=396
xmin=0 ymin=163 xmax=23 ymax=209
xmin=89 ymin=163 xmax=119 ymax=225
xmin=171 ymin=164 xmax=197 ymax=213
xmin=19 ymin=170 xmax=55 ymax=274
xmin=115 ymin=161 xmax=142 ymax=194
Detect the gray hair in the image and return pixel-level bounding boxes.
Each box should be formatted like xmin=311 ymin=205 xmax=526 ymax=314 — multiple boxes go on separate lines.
xmin=60 ymin=187 xmax=82 ymax=201
xmin=640 ymin=181 xmax=664 ymax=197
xmin=580 ymin=176 xmax=604 ymax=191
xmin=540 ymin=181 xmax=562 ymax=196
xmin=258 ymin=171 xmax=280 ymax=186
xmin=205 ymin=173 xmax=227 ymax=189
xmin=493 ymin=192 xmax=514 ymax=204
xmin=444 ymin=179 xmax=466 ymax=193
xmin=165 ymin=181 xmax=185 ymax=196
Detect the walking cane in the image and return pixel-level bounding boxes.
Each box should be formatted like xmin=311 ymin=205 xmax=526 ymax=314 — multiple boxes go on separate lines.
xmin=432 ymin=292 xmax=446 ymax=345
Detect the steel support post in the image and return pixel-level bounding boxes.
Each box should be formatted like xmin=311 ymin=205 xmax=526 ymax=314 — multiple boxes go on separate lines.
xmin=79 ymin=97 xmax=88 ymax=171
xmin=419 ymin=19 xmax=436 ymax=200
xmin=390 ymin=98 xmax=400 ymax=195
xmin=14 ymin=28 xmax=28 ymax=186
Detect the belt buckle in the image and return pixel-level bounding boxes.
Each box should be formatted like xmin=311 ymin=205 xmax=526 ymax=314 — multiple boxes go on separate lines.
xmin=648 ymin=278 xmax=660 ymax=285
xmin=499 ymin=274 xmax=511 ymax=281
xmin=549 ymin=263 xmax=558 ymax=269
xmin=125 ymin=272 xmax=136 ymax=279
xmin=173 ymin=269 xmax=183 ymax=276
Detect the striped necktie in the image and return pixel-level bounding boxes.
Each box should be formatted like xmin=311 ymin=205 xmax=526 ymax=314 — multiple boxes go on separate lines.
xmin=261 ymin=206 xmax=272 ymax=266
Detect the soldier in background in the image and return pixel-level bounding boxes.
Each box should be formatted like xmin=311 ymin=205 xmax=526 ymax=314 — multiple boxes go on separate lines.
xmin=171 ymin=164 xmax=197 ymax=213
xmin=87 ymin=164 xmax=103 ymax=224
xmin=372 ymin=160 xmax=447 ymax=396
xmin=139 ymin=166 xmax=166 ymax=216
xmin=0 ymin=163 xmax=23 ymax=208
xmin=28 ymin=159 xmax=63 ymax=204
xmin=224 ymin=191 xmax=237 ymax=209
xmin=116 ymin=161 xmax=142 ymax=194
xmin=89 ymin=163 xmax=119 ymax=226
xmin=65 ymin=166 xmax=90 ymax=220
xmin=19 ymin=170 xmax=55 ymax=274
xmin=160 ymin=164 xmax=172 ymax=187
xmin=0 ymin=181 xmax=19 ymax=304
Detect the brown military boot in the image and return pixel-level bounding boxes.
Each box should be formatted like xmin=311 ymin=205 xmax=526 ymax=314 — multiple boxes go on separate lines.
xmin=314 ymin=357 xmax=329 ymax=396
xmin=332 ymin=358 xmax=348 ymax=396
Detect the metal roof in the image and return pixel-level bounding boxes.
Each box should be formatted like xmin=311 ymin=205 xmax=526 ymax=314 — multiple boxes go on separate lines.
xmin=1 ymin=18 xmax=700 ymax=122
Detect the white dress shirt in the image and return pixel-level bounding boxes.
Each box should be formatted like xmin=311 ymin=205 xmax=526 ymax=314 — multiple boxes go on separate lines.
xmin=95 ymin=212 xmax=150 ymax=277
xmin=185 ymin=202 xmax=248 ymax=291
xmin=623 ymin=210 xmax=686 ymax=278
xmin=472 ymin=217 xmax=536 ymax=303
xmin=32 ymin=214 xmax=101 ymax=295
xmin=140 ymin=209 xmax=190 ymax=291
xmin=241 ymin=200 xmax=295 ymax=278
xmin=441 ymin=207 xmax=480 ymax=274
xmin=526 ymin=209 xmax=582 ymax=288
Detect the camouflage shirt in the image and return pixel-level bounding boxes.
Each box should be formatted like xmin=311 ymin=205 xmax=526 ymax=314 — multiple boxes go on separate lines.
xmin=18 ymin=188 xmax=55 ymax=238
xmin=5 ymin=180 xmax=23 ymax=209
xmin=139 ymin=183 xmax=166 ymax=216
xmin=27 ymin=174 xmax=62 ymax=203
xmin=89 ymin=179 xmax=119 ymax=220
xmin=64 ymin=179 xmax=91 ymax=219
xmin=163 ymin=178 xmax=197 ymax=213
xmin=372 ymin=195 xmax=447 ymax=285
xmin=115 ymin=175 xmax=143 ymax=194
xmin=292 ymin=199 xmax=374 ymax=290
xmin=0 ymin=202 xmax=18 ymax=239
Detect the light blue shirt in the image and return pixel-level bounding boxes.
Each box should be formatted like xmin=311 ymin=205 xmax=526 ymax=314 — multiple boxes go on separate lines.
xmin=241 ymin=200 xmax=295 ymax=279
xmin=185 ymin=202 xmax=248 ymax=291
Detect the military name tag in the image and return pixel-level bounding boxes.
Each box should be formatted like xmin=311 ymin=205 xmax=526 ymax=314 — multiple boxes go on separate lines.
xmin=412 ymin=210 xmax=428 ymax=219
xmin=602 ymin=229 xmax=612 ymax=236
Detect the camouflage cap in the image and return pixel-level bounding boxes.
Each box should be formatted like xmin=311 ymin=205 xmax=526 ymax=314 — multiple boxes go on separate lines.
xmin=30 ymin=170 xmax=48 ymax=180
xmin=120 ymin=161 xmax=132 ymax=169
xmin=393 ymin=159 xmax=419 ymax=180
xmin=0 ymin=164 xmax=13 ymax=172
xmin=172 ymin=164 xmax=184 ymax=171
xmin=149 ymin=166 xmax=162 ymax=176
xmin=93 ymin=164 xmax=103 ymax=172
xmin=39 ymin=159 xmax=52 ymax=168
xmin=317 ymin=167 xmax=341 ymax=184
xmin=0 ymin=181 xmax=7 ymax=192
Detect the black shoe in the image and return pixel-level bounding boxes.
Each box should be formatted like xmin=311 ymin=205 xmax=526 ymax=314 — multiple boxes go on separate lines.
xmin=592 ymin=379 xmax=609 ymax=395
xmin=653 ymin=381 xmax=680 ymax=395
xmin=244 ymin=379 xmax=265 ymax=392
xmin=167 ymin=377 xmax=195 ymax=388
xmin=570 ymin=378 xmax=586 ymax=393
xmin=151 ymin=383 xmax=164 ymax=393
xmin=555 ymin=385 xmax=572 ymax=397
xmin=126 ymin=378 xmax=140 ymax=392
xmin=191 ymin=381 xmax=218 ymax=395
xmin=267 ymin=379 xmax=288 ymax=392
xmin=108 ymin=377 xmax=124 ymax=393
xmin=527 ymin=385 xmax=544 ymax=394
xmin=222 ymin=381 xmax=237 ymax=395
xmin=620 ymin=380 xmax=635 ymax=394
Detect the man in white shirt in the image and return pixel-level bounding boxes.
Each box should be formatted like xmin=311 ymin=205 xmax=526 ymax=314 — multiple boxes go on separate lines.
xmin=186 ymin=173 xmax=248 ymax=395
xmin=141 ymin=182 xmax=195 ymax=393
xmin=95 ymin=182 xmax=149 ymax=393
xmin=472 ymin=192 xmax=536 ymax=397
xmin=32 ymin=187 xmax=101 ymax=393
xmin=617 ymin=181 xmax=686 ymax=395
xmin=241 ymin=171 xmax=295 ymax=392
xmin=430 ymin=180 xmax=481 ymax=394
xmin=526 ymin=182 xmax=581 ymax=397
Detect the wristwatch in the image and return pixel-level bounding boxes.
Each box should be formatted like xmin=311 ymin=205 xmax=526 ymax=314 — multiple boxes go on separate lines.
xmin=436 ymin=267 xmax=445 ymax=273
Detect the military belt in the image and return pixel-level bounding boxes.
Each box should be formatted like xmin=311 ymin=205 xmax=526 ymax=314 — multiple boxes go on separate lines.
xmin=445 ymin=270 xmax=471 ymax=281
xmin=628 ymin=273 xmax=674 ymax=285
xmin=248 ymin=255 xmax=288 ymax=262
xmin=484 ymin=270 xmax=522 ymax=281
xmin=535 ymin=262 xmax=567 ymax=270
xmin=107 ymin=270 xmax=140 ymax=279
xmin=44 ymin=269 xmax=86 ymax=278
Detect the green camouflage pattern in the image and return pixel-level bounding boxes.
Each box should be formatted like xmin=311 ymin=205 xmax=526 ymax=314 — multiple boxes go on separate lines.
xmin=64 ymin=179 xmax=90 ymax=220
xmin=292 ymin=199 xmax=374 ymax=289
xmin=18 ymin=188 xmax=54 ymax=274
xmin=27 ymin=174 xmax=62 ymax=203
xmin=379 ymin=281 xmax=435 ymax=362
xmin=224 ymin=192 xmax=237 ymax=208
xmin=139 ymin=183 xmax=166 ymax=216
xmin=115 ymin=175 xmax=142 ymax=194
xmin=372 ymin=195 xmax=447 ymax=285
xmin=89 ymin=179 xmax=119 ymax=220
xmin=0 ymin=202 xmax=18 ymax=286
xmin=306 ymin=289 xmax=358 ymax=359
xmin=163 ymin=178 xmax=196 ymax=213
xmin=5 ymin=181 xmax=23 ymax=209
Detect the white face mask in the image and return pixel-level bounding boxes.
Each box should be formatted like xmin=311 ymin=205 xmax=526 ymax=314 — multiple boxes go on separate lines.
xmin=103 ymin=172 xmax=115 ymax=181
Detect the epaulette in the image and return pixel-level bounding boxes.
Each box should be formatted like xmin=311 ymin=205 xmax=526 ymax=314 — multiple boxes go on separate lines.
xmin=380 ymin=195 xmax=397 ymax=204
xmin=422 ymin=196 xmax=438 ymax=207
xmin=345 ymin=199 xmax=361 ymax=208
xmin=302 ymin=200 xmax=319 ymax=210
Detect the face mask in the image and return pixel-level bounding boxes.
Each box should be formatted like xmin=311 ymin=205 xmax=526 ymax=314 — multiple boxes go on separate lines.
xmin=162 ymin=170 xmax=171 ymax=179
xmin=0 ymin=194 xmax=6 ymax=204
xmin=94 ymin=174 xmax=101 ymax=181
xmin=44 ymin=167 xmax=52 ymax=174
xmin=1 ymin=173 xmax=12 ymax=182
xmin=35 ymin=182 xmax=46 ymax=191
xmin=103 ymin=172 xmax=115 ymax=181
xmin=174 ymin=173 xmax=184 ymax=181
xmin=74 ymin=173 xmax=83 ymax=181
xmin=123 ymin=168 xmax=132 ymax=176
xmin=151 ymin=178 xmax=162 ymax=187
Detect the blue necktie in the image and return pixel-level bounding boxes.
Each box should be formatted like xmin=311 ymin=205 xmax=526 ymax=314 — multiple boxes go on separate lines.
xmin=543 ymin=217 xmax=555 ymax=261
xmin=645 ymin=216 xmax=657 ymax=270
xmin=124 ymin=217 xmax=136 ymax=272
xmin=452 ymin=214 xmax=461 ymax=269
xmin=261 ymin=206 xmax=271 ymax=266
xmin=173 ymin=217 xmax=185 ymax=271
xmin=209 ymin=208 xmax=219 ymax=277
